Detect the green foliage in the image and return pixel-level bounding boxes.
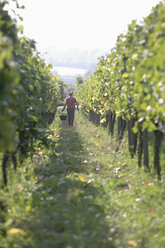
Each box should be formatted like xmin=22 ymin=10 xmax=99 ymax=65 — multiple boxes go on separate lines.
xmin=75 ymin=1 xmax=165 ymax=176
xmin=0 ymin=112 xmax=165 ymax=247
xmin=75 ymin=1 xmax=165 ymax=131
xmin=0 ymin=1 xmax=61 ymax=184
xmin=59 ymin=78 xmax=66 ymax=101
xmin=0 ymin=1 xmax=20 ymax=152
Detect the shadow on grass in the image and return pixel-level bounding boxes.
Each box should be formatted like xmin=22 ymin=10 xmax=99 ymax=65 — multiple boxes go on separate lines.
xmin=25 ymin=119 xmax=121 ymax=248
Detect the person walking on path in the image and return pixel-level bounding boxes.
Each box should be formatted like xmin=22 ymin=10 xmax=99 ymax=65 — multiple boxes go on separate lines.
xmin=62 ymin=92 xmax=79 ymax=126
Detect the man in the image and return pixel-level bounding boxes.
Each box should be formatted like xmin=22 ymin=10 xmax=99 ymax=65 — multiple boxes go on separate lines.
xmin=62 ymin=92 xmax=79 ymax=126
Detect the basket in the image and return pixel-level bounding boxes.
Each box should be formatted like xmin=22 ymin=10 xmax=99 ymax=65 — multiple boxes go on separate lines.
xmin=60 ymin=114 xmax=67 ymax=120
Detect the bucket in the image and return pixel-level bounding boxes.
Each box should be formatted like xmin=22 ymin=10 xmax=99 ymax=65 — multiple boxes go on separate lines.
xmin=60 ymin=114 xmax=67 ymax=120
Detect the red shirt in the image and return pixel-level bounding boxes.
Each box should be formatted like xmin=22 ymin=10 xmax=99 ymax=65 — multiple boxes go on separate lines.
xmin=65 ymin=96 xmax=77 ymax=109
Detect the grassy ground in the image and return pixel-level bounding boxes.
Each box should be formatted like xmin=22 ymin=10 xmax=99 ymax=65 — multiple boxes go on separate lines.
xmin=0 ymin=110 xmax=165 ymax=248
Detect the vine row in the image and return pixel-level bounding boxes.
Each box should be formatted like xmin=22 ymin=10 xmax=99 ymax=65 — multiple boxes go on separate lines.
xmin=75 ymin=1 xmax=165 ymax=178
xmin=0 ymin=1 xmax=61 ymax=186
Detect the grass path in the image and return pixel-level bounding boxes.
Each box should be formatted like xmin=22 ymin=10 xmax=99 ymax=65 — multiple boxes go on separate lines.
xmin=28 ymin=112 xmax=119 ymax=248
xmin=1 ymin=111 xmax=165 ymax=248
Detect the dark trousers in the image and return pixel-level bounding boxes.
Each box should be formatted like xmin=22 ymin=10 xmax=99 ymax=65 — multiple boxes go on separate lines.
xmin=67 ymin=108 xmax=75 ymax=121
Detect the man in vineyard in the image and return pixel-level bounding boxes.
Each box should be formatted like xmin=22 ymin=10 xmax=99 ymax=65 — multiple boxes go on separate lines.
xmin=62 ymin=92 xmax=79 ymax=126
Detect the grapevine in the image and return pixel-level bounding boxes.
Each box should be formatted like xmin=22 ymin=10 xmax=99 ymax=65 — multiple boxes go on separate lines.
xmin=0 ymin=1 xmax=61 ymax=185
xmin=75 ymin=1 xmax=165 ymax=177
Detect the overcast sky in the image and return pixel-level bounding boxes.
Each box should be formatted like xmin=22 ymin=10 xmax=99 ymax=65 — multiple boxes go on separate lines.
xmin=18 ymin=0 xmax=161 ymax=52
xmin=10 ymin=0 xmax=161 ymax=77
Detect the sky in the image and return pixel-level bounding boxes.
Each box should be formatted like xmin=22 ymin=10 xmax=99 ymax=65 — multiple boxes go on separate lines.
xmin=9 ymin=0 xmax=161 ymax=77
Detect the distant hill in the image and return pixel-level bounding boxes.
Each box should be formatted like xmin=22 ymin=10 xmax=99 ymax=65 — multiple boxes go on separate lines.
xmin=52 ymin=66 xmax=89 ymax=85
xmin=47 ymin=47 xmax=109 ymax=71
xmin=60 ymin=75 xmax=75 ymax=85
xmin=48 ymin=47 xmax=110 ymax=84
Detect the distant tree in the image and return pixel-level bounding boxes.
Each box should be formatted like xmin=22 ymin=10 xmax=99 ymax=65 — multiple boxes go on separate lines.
xmin=65 ymin=84 xmax=75 ymax=96
xmin=59 ymin=79 xmax=66 ymax=101
xmin=74 ymin=75 xmax=84 ymax=85
xmin=84 ymin=71 xmax=91 ymax=80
